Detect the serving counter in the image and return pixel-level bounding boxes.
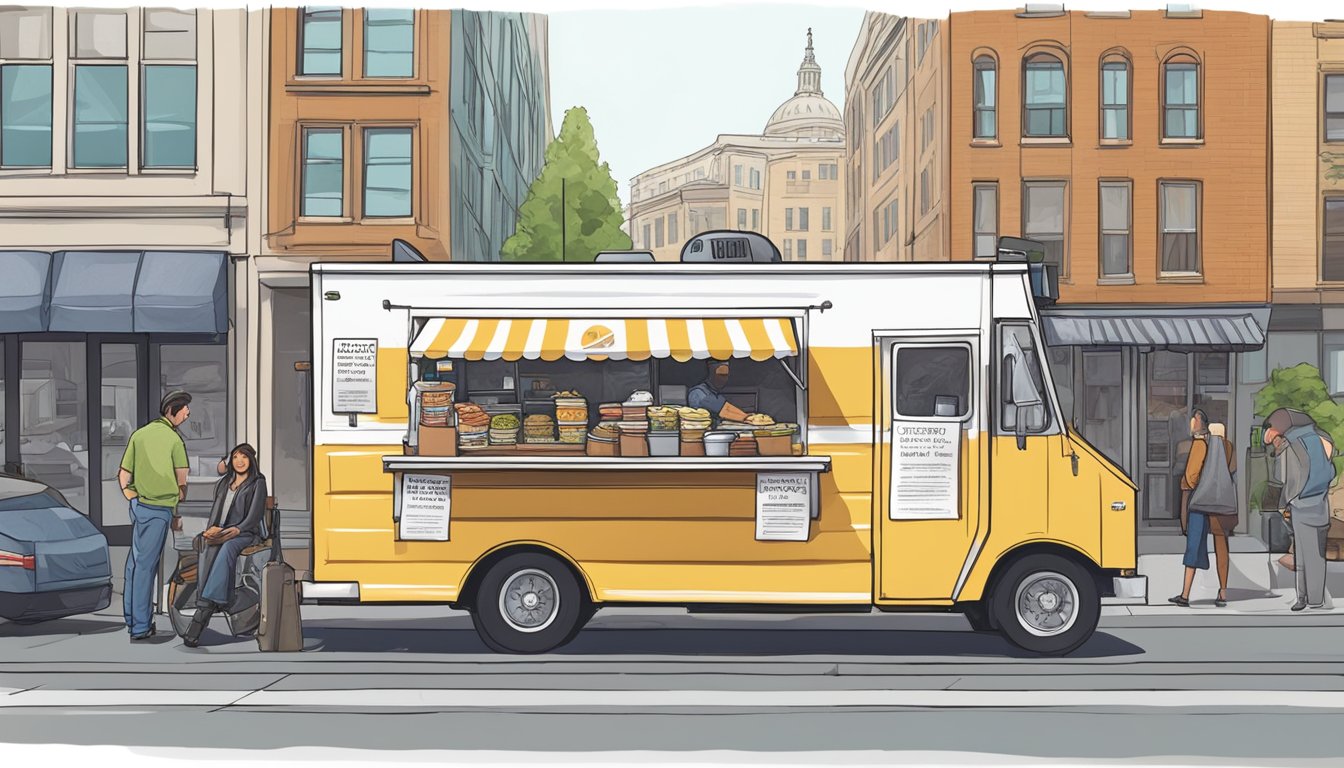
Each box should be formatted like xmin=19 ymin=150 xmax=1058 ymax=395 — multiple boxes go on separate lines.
xmin=383 ymin=455 xmax=832 ymax=473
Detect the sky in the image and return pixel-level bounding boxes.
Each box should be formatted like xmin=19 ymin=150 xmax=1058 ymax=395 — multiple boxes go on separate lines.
xmin=546 ymin=4 xmax=866 ymax=208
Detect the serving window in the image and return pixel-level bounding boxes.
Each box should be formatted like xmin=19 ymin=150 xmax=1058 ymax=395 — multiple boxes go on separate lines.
xmin=403 ymin=316 xmax=806 ymax=458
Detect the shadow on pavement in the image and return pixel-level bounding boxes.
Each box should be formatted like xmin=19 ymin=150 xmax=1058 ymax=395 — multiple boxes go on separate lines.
xmin=0 ymin=617 xmax=124 ymax=638
xmin=303 ymin=622 xmax=1144 ymax=659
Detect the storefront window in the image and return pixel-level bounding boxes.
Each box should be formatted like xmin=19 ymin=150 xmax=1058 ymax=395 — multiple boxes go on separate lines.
xmin=0 ymin=339 xmax=5 ymax=462
xmin=100 ymin=344 xmax=138 ymax=528
xmin=20 ymin=341 xmax=88 ymax=514
xmin=1082 ymin=351 xmax=1124 ymax=467
xmin=1046 ymin=346 xmax=1074 ymax=426
xmin=160 ymin=345 xmax=227 ymax=506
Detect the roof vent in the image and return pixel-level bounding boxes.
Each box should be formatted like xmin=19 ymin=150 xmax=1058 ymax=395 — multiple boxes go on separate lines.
xmin=1019 ymin=3 xmax=1065 ymax=17
xmin=680 ymin=231 xmax=782 ymax=263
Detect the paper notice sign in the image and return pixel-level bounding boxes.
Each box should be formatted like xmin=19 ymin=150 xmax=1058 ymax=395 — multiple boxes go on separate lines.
xmin=396 ymin=473 xmax=451 ymax=541
xmin=890 ymin=422 xmax=960 ymax=520
xmin=755 ymin=472 xmax=812 ymax=541
xmin=332 ymin=338 xmax=378 ymax=414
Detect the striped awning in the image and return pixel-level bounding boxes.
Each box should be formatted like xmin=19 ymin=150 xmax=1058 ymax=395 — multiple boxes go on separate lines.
xmin=410 ymin=317 xmax=800 ymax=362
xmin=1042 ymin=312 xmax=1266 ymax=352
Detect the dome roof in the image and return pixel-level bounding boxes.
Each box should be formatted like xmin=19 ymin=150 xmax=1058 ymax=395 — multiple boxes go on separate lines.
xmin=762 ymin=28 xmax=844 ymax=139
xmin=764 ymin=94 xmax=843 ymax=138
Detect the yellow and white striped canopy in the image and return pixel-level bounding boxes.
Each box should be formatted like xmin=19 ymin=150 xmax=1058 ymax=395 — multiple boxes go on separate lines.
xmin=410 ymin=317 xmax=799 ymax=362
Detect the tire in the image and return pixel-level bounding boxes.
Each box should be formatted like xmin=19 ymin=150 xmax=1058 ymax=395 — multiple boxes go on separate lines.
xmin=991 ymin=554 xmax=1100 ymax=656
xmin=470 ymin=552 xmax=588 ymax=654
xmin=960 ymin=601 xmax=996 ymax=633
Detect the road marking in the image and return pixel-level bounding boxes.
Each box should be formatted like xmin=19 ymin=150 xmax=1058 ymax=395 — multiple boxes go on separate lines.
xmin=4 ymin=688 xmax=1344 ymax=710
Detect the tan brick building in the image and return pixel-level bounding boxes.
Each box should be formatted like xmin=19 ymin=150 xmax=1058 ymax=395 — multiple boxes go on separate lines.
xmin=1267 ymin=21 xmax=1344 ymax=396
xmin=843 ymin=13 xmax=948 ymax=262
xmin=945 ymin=8 xmax=1271 ymax=541
xmin=628 ymin=31 xmax=845 ymax=262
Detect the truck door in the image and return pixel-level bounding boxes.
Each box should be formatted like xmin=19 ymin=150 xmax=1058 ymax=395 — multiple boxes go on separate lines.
xmin=875 ymin=334 xmax=986 ymax=603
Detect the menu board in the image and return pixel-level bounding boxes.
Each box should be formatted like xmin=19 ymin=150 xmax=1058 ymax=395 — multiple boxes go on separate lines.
xmin=890 ymin=422 xmax=960 ymax=520
xmin=755 ymin=472 xmax=812 ymax=541
xmin=332 ymin=338 xmax=378 ymax=414
xmin=396 ymin=473 xmax=451 ymax=541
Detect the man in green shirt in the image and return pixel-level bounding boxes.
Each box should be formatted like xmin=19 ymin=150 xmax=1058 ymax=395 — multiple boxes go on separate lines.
xmin=118 ymin=390 xmax=192 ymax=640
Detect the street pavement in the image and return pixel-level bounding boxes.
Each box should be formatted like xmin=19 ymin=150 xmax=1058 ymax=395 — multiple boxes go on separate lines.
xmin=1 ymin=598 xmax=1343 ymax=763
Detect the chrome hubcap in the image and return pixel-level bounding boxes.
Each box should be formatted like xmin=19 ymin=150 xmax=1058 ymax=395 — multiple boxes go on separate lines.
xmin=1014 ymin=571 xmax=1078 ymax=637
xmin=500 ymin=569 xmax=559 ymax=633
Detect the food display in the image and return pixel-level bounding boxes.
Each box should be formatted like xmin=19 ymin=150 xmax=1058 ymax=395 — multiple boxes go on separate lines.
xmin=745 ymin=413 xmax=776 ymax=427
xmin=415 ymin=381 xmax=456 ymax=427
xmin=489 ymin=413 xmax=521 ymax=446
xmin=648 ymin=406 xmax=679 ymax=432
xmin=523 ymin=414 xmax=556 ymax=443
xmin=553 ymin=390 xmax=589 ymax=424
xmin=455 ymin=403 xmax=490 ymax=448
xmin=730 ymin=432 xmax=759 ymax=457
xmin=598 ymin=402 xmax=623 ymax=421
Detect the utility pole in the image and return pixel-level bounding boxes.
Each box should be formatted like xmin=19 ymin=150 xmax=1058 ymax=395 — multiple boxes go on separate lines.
xmin=561 ymin=177 xmax=567 ymax=262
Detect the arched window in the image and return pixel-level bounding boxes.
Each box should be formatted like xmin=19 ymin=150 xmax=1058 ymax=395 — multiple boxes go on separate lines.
xmin=1163 ymin=54 xmax=1200 ymax=140
xmin=973 ymin=54 xmax=997 ymax=140
xmin=1100 ymin=54 xmax=1130 ymax=141
xmin=1023 ymin=53 xmax=1066 ymax=138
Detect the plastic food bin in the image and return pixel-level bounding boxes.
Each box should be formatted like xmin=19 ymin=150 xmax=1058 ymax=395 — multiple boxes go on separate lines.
xmin=648 ymin=431 xmax=679 ymax=456
xmin=704 ymin=431 xmax=736 ymax=457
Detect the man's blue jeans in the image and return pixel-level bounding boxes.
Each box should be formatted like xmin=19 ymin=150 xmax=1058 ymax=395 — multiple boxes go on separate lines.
xmin=123 ymin=499 xmax=173 ymax=636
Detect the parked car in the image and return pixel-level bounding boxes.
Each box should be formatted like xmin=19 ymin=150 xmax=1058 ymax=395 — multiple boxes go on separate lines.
xmin=0 ymin=474 xmax=112 ymax=624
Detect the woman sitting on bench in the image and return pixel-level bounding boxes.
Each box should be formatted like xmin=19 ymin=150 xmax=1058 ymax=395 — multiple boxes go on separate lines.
xmin=185 ymin=443 xmax=268 ymax=647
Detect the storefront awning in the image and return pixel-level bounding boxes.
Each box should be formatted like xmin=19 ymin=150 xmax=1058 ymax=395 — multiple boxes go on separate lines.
xmin=0 ymin=251 xmax=52 ymax=332
xmin=1042 ymin=310 xmax=1268 ymax=352
xmin=411 ymin=317 xmax=800 ymax=362
xmin=27 ymin=250 xmax=229 ymax=334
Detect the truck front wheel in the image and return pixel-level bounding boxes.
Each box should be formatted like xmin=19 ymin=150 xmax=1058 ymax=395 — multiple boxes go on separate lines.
xmin=991 ymin=554 xmax=1100 ymax=656
xmin=470 ymin=552 xmax=588 ymax=654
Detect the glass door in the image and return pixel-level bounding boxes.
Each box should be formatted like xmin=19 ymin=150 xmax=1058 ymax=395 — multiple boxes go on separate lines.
xmin=1141 ymin=351 xmax=1234 ymax=528
xmin=98 ymin=342 xmax=145 ymax=534
xmin=19 ymin=339 xmax=90 ymax=516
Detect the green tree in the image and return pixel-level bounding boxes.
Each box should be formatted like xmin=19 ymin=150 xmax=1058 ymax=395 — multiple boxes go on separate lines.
xmin=501 ymin=107 xmax=631 ymax=262
xmin=1253 ymin=363 xmax=1344 ymax=480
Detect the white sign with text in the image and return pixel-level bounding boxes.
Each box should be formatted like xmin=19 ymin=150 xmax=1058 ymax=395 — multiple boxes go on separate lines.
xmin=332 ymin=338 xmax=378 ymax=414
xmin=396 ymin=473 xmax=451 ymax=541
xmin=755 ymin=472 xmax=812 ymax=541
xmin=890 ymin=422 xmax=961 ymax=520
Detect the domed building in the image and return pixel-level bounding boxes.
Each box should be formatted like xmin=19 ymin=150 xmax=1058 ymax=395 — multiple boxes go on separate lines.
xmin=628 ymin=30 xmax=846 ymax=262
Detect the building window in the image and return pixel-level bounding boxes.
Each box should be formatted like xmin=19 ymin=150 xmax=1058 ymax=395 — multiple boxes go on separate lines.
xmin=1159 ymin=180 xmax=1200 ymax=274
xmin=875 ymin=122 xmax=899 ymax=181
xmin=750 ymin=168 xmax=761 ymax=189
xmin=1 ymin=64 xmax=53 ymax=169
xmin=785 ymin=208 xmax=794 ymax=231
xmin=1100 ymin=57 xmax=1130 ymax=141
xmin=301 ymin=127 xmax=344 ymax=217
xmin=643 ymin=223 xmax=651 ymax=249
xmin=921 ymin=107 xmax=935 ymax=153
xmin=1325 ymin=74 xmax=1344 ymax=142
xmin=668 ymin=213 xmax=678 ymax=243
xmin=799 ymin=207 xmax=809 ymax=231
xmin=801 ymin=170 xmax=811 ymax=181
xmin=917 ymin=22 xmax=930 ymax=65
xmin=1099 ymin=180 xmax=1132 ymax=277
xmin=363 ymin=127 xmax=411 ymax=217
xmin=822 ymin=239 xmax=833 ymax=258
xmin=734 ymin=164 xmax=743 ymax=186
xmin=140 ymin=9 xmax=196 ymax=170
xmin=299 ymin=7 xmax=343 ymax=76
xmin=871 ymin=66 xmax=895 ymax=127
xmin=1323 ymin=197 xmax=1344 ymax=281
xmin=751 ymin=208 xmax=759 ymax=230
xmin=1023 ymin=53 xmax=1066 ymax=138
xmin=737 ymin=208 xmax=747 ymax=230
xmin=973 ymin=55 xmax=997 ymax=140
xmin=872 ymin=216 xmax=880 ymax=251
xmin=364 ymin=9 xmax=414 ymax=77
xmin=973 ymin=182 xmax=998 ymax=259
xmin=72 ymin=65 xmax=128 ymax=168
xmin=784 ymin=239 xmax=793 ymax=260
xmin=1023 ymin=180 xmax=1067 ymax=275
xmin=655 ymin=216 xmax=665 ymax=248
xmin=822 ymin=206 xmax=832 ymax=231
xmin=797 ymin=239 xmax=808 ymax=261
xmin=1162 ymin=55 xmax=1200 ymax=140
xmin=881 ymin=198 xmax=899 ymax=246
xmin=787 ymin=170 xmax=796 ymax=181
xmin=920 ymin=166 xmax=931 ymax=215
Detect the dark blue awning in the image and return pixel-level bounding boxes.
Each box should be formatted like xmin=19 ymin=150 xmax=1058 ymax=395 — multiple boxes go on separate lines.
xmin=9 ymin=250 xmax=227 ymax=334
xmin=0 ymin=251 xmax=52 ymax=332
xmin=1042 ymin=308 xmax=1269 ymax=353
xmin=134 ymin=251 xmax=227 ymax=333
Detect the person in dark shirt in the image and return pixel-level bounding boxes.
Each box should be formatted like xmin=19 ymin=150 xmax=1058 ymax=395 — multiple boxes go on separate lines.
xmin=686 ymin=360 xmax=750 ymax=424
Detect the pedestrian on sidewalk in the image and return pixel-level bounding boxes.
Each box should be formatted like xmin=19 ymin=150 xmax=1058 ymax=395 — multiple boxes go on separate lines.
xmin=1263 ymin=408 xmax=1336 ymax=611
xmin=118 ymin=390 xmax=192 ymax=640
xmin=1170 ymin=410 xmax=1237 ymax=608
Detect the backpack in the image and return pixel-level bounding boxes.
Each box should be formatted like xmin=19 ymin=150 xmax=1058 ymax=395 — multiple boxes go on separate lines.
xmin=1188 ymin=436 xmax=1236 ymax=515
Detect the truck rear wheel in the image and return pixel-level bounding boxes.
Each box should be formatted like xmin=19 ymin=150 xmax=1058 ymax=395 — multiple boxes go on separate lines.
xmin=991 ymin=554 xmax=1099 ymax=656
xmin=470 ymin=552 xmax=588 ymax=654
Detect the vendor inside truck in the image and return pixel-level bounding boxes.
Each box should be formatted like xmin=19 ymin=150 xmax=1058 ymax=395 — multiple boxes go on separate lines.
xmin=687 ymin=360 xmax=751 ymax=425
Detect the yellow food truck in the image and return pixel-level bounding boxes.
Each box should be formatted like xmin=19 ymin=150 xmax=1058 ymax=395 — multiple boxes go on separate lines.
xmin=304 ymin=238 xmax=1141 ymax=656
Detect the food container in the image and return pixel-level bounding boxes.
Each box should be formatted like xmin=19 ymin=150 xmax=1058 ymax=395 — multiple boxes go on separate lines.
xmin=489 ymin=429 xmax=519 ymax=446
xmin=586 ymin=434 xmax=618 ymax=457
xmin=416 ymin=381 xmax=458 ymax=427
xmin=558 ymin=425 xmax=588 ymax=444
xmin=419 ymin=425 xmax=459 ymax=456
xmin=648 ymin=430 xmax=679 ymax=456
xmin=730 ymin=435 xmax=759 ymax=457
xmin=680 ymin=440 xmax=705 ymax=457
xmin=704 ymin=431 xmax=736 ymax=457
xmin=619 ymin=426 xmax=649 ymax=457
xmin=756 ymin=434 xmax=792 ymax=456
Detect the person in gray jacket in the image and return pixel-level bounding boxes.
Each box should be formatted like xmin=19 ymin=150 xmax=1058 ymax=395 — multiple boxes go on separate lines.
xmin=1263 ymin=408 xmax=1336 ymax=611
